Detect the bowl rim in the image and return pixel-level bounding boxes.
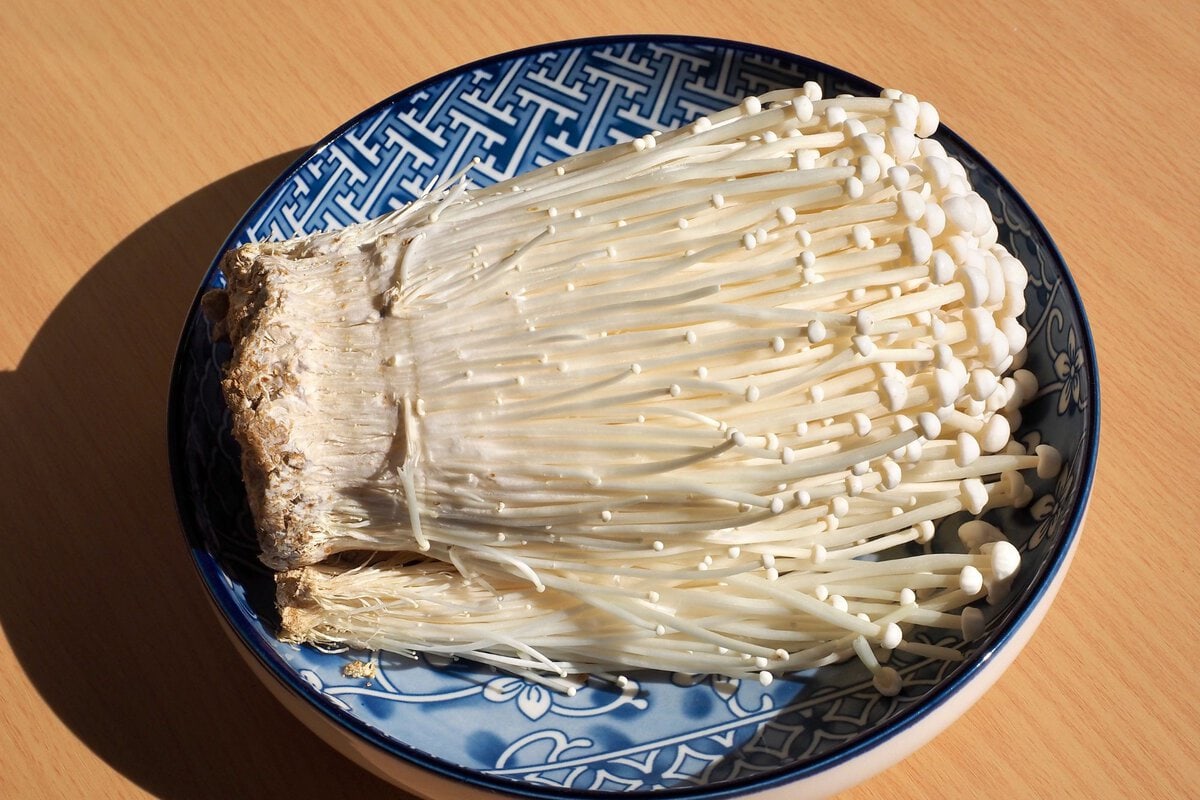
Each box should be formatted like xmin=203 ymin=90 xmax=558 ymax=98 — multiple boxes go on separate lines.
xmin=166 ymin=33 xmax=1101 ymax=799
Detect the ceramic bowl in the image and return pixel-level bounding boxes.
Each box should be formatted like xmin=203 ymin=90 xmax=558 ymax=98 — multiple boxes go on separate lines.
xmin=168 ymin=35 xmax=1099 ymax=799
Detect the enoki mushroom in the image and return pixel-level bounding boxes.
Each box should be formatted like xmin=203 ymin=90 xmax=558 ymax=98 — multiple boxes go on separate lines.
xmin=213 ymin=84 xmax=1059 ymax=695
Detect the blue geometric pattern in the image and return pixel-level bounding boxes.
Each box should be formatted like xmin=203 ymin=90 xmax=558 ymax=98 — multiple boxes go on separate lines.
xmin=169 ymin=37 xmax=1098 ymax=797
xmin=238 ymin=43 xmax=880 ymax=245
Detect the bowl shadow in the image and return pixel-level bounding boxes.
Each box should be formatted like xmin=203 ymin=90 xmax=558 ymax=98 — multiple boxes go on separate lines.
xmin=0 ymin=152 xmax=411 ymax=799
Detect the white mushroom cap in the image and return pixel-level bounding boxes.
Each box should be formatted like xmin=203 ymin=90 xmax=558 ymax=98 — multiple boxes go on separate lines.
xmin=960 ymin=606 xmax=986 ymax=641
xmin=1035 ymin=444 xmax=1063 ymax=479
xmin=873 ymin=666 xmax=903 ymax=696
xmin=958 ymin=519 xmax=1007 ymax=551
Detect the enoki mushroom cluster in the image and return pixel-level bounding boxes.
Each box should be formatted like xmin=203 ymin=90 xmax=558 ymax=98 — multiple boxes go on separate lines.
xmin=212 ymin=84 xmax=1060 ymax=695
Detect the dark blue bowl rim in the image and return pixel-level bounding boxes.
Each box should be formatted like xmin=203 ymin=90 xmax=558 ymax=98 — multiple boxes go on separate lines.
xmin=166 ymin=33 xmax=1101 ymax=800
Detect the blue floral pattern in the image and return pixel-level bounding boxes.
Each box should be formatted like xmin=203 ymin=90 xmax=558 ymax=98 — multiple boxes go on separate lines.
xmin=169 ymin=37 xmax=1097 ymax=795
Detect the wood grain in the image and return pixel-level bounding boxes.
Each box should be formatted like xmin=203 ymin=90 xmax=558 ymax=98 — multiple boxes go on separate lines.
xmin=1 ymin=1 xmax=1196 ymax=797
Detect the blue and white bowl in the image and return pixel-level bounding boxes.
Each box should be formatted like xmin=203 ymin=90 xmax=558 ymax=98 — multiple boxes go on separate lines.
xmin=168 ymin=36 xmax=1099 ymax=799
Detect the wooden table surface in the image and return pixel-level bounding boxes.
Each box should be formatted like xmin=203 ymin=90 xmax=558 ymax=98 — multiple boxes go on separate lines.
xmin=2 ymin=1 xmax=1197 ymax=797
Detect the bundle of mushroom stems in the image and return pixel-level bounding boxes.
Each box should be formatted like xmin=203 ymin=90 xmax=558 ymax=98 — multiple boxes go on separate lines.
xmin=218 ymin=83 xmax=1061 ymax=697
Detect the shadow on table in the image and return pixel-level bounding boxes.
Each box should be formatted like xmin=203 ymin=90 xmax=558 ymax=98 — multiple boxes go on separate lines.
xmin=0 ymin=152 xmax=410 ymax=799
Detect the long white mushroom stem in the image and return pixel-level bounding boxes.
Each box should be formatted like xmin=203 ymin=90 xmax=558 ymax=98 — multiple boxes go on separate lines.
xmin=213 ymin=83 xmax=1060 ymax=693
xmin=278 ymin=538 xmax=1021 ymax=690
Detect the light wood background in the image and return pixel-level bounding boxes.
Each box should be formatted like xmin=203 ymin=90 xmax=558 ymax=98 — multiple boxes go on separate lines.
xmin=2 ymin=1 xmax=1197 ymax=797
